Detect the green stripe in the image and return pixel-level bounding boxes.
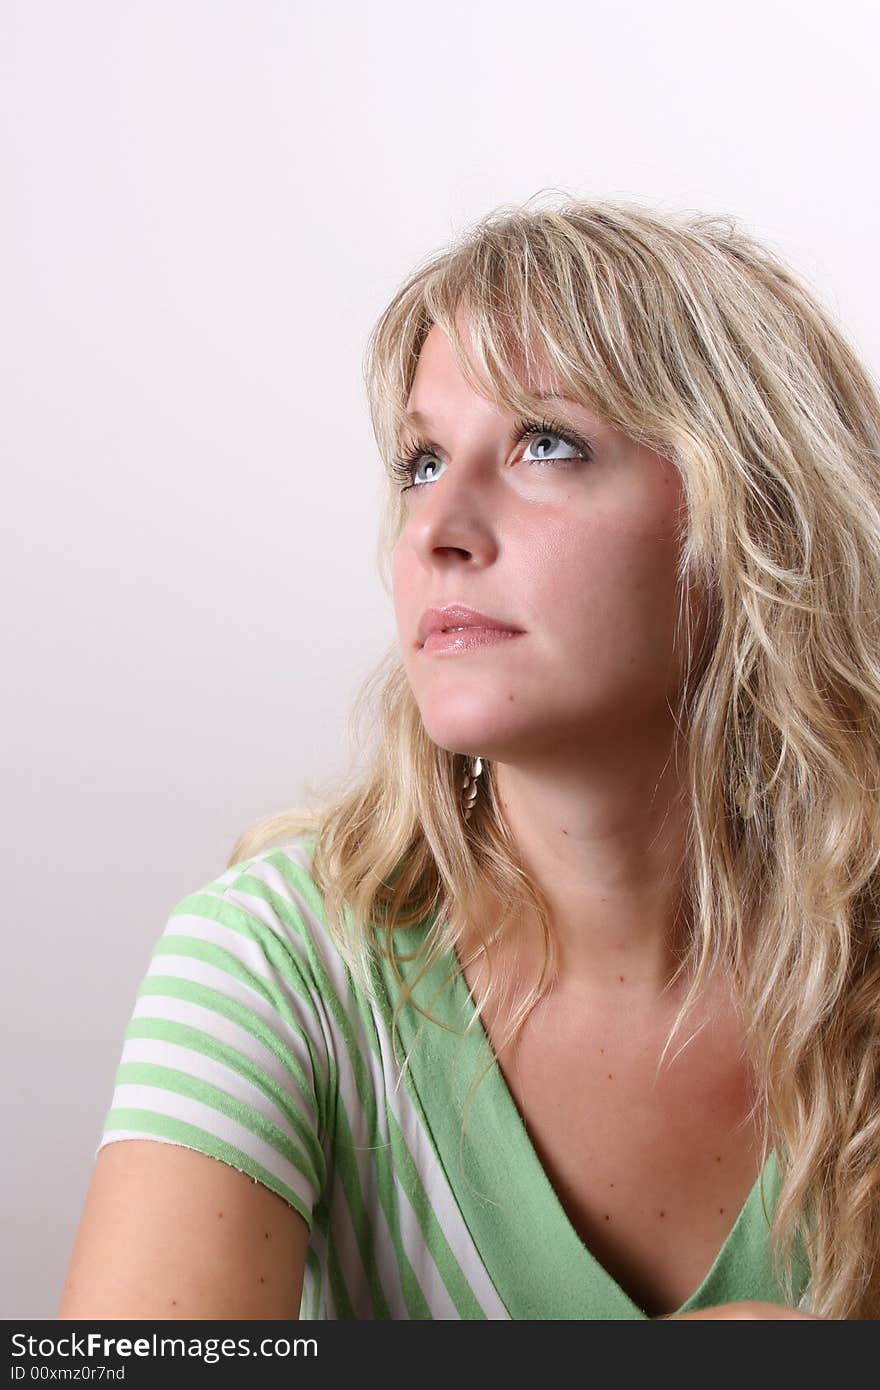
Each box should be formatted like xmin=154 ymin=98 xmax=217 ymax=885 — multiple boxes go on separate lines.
xmin=136 ymin=971 xmax=326 ymax=1150
xmin=385 ymin=1105 xmax=486 ymax=1318
xmin=119 ymin=844 xmax=506 ymax=1318
xmin=328 ymin=1097 xmax=393 ymax=1318
xmin=324 ymin=1225 xmax=356 ymax=1319
xmin=232 ymin=865 xmax=436 ymax=1317
xmin=303 ymin=1246 xmax=321 ymax=1317
xmin=307 ymin=1198 xmax=333 ymax=1316
xmin=111 ymin=1060 xmax=321 ymax=1196
xmin=237 ymin=851 xmax=491 ymax=1318
xmin=302 ymin=1197 xmax=334 ymax=1317
xmin=122 ymin=1015 xmax=325 ymax=1184
xmin=158 ymin=911 xmax=333 ymax=1136
xmin=181 ymin=881 xmax=337 ymax=1136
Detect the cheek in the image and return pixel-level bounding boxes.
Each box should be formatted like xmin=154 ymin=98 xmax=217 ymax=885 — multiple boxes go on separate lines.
xmin=521 ymin=505 xmax=684 ymax=654
xmin=391 ymin=540 xmax=430 ymax=659
xmin=390 ymin=541 xmax=410 ymax=621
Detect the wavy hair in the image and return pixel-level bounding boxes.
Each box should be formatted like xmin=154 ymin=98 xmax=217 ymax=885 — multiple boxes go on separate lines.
xmin=227 ymin=193 xmax=880 ymax=1319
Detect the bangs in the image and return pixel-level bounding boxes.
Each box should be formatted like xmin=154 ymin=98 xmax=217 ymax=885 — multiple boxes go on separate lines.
xmin=383 ymin=225 xmax=629 ymax=464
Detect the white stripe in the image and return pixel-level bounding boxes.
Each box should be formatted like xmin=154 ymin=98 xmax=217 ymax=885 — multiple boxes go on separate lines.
xmin=238 ymin=848 xmax=510 ymax=1319
xmin=142 ymin=939 xmax=330 ymax=1098
xmin=105 ymin=838 xmax=510 ymax=1318
xmin=167 ymin=883 xmax=384 ymax=1316
xmin=126 ymin=991 xmax=319 ymax=1115
xmin=165 ymin=898 xmax=334 ymax=1094
xmin=280 ymin=844 xmax=510 ymax=1318
xmin=369 ymin=977 xmax=510 ymax=1319
xmin=114 ymin=1036 xmax=310 ymax=1149
xmin=303 ymin=1220 xmax=332 ymax=1317
xmin=321 ymin=1159 xmax=377 ymax=1317
xmin=229 ymin=869 xmax=415 ymax=1317
xmin=152 ymin=894 xmax=378 ymax=1315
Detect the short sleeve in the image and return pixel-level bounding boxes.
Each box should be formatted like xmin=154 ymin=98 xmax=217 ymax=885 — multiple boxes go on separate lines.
xmin=96 ymin=866 xmax=331 ymax=1233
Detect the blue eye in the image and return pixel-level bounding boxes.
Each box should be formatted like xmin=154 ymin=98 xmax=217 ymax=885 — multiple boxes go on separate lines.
xmin=391 ymin=417 xmax=594 ymax=493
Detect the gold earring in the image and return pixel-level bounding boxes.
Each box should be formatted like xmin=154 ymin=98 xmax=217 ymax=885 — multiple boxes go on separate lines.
xmin=462 ymin=756 xmax=484 ymax=821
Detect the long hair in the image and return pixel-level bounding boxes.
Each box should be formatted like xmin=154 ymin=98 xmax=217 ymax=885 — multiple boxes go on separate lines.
xmin=227 ymin=192 xmax=880 ymax=1319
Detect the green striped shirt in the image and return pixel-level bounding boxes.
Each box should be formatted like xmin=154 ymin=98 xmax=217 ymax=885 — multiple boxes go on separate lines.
xmin=98 ymin=833 xmax=813 ymax=1318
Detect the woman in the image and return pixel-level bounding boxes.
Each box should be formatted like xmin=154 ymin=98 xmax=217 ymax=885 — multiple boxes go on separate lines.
xmin=60 ymin=197 xmax=880 ymax=1320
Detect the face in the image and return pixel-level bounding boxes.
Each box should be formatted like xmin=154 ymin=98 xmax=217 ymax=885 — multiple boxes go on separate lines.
xmin=391 ymin=319 xmax=706 ymax=764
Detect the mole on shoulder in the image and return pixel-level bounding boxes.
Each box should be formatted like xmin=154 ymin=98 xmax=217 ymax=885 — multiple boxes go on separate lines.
xmin=618 ymin=975 xmax=625 ymax=983
xmin=659 ymin=1210 xmax=665 ymax=1218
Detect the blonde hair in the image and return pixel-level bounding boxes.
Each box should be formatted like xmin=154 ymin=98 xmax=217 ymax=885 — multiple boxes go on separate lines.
xmin=228 ymin=192 xmax=880 ymax=1319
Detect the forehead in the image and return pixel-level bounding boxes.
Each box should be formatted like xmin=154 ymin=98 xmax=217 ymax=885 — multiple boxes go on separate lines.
xmin=403 ymin=321 xmax=565 ymax=421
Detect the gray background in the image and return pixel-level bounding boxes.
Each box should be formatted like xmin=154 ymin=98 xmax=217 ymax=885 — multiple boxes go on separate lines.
xmin=2 ymin=0 xmax=877 ymax=1319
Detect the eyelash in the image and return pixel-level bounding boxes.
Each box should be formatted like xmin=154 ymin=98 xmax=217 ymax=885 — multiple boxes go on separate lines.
xmin=390 ymin=415 xmax=594 ymax=493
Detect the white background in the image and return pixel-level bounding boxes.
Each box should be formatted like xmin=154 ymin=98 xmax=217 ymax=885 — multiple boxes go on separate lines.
xmin=2 ymin=0 xmax=877 ymax=1318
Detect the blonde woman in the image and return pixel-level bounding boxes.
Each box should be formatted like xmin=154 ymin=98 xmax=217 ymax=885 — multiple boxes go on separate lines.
xmin=60 ymin=197 xmax=880 ymax=1321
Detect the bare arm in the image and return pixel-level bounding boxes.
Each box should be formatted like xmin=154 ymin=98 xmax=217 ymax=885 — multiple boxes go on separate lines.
xmin=58 ymin=1140 xmax=310 ymax=1320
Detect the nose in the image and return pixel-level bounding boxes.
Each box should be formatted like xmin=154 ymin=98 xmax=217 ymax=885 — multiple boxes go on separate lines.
xmin=407 ymin=473 xmax=500 ymax=563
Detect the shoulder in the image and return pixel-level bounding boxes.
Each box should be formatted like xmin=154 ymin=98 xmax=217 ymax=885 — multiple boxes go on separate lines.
xmin=163 ymin=833 xmax=344 ymax=992
xmin=138 ymin=831 xmax=377 ymax=1066
xmin=98 ymin=832 xmax=342 ymax=1232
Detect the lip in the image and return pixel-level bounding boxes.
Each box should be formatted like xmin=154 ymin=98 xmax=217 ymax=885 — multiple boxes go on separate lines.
xmin=418 ymin=604 xmax=525 ymax=647
xmin=422 ymin=627 xmax=526 ymax=655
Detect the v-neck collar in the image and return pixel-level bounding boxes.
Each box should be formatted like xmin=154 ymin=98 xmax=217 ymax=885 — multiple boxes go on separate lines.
xmin=382 ymin=918 xmax=811 ymax=1320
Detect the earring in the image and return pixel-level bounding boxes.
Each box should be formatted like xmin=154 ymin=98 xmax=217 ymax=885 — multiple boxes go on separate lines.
xmin=461 ymin=755 xmax=484 ymax=822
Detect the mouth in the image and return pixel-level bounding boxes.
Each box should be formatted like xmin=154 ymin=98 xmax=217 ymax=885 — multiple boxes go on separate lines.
xmin=420 ymin=626 xmax=525 ymax=654
xmin=417 ymin=605 xmax=525 ymax=647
